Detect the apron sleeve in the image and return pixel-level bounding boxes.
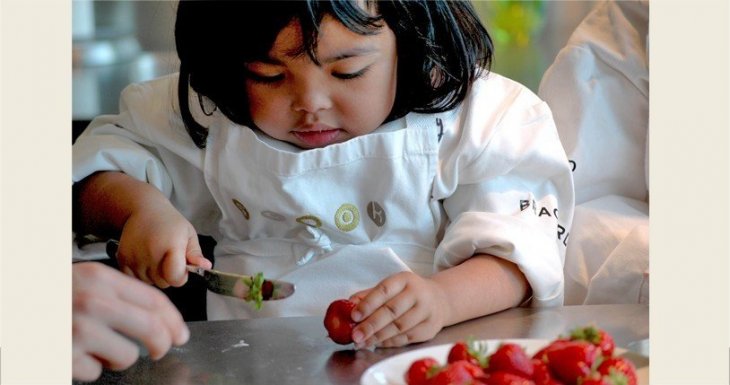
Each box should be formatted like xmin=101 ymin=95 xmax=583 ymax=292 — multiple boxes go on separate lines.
xmin=74 ymin=77 xmax=177 ymax=192
xmin=72 ymin=74 xmax=220 ymax=234
xmin=433 ymin=76 xmax=575 ymax=307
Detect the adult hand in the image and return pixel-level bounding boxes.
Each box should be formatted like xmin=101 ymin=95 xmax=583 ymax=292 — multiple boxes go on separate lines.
xmin=72 ymin=262 xmax=190 ymax=381
xmin=348 ymin=271 xmax=449 ymax=349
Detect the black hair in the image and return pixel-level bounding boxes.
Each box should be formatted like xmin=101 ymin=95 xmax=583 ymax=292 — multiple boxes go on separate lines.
xmin=175 ymin=0 xmax=493 ymax=148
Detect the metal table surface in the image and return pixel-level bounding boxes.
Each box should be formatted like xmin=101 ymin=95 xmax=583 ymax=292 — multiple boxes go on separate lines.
xmin=80 ymin=304 xmax=648 ymax=385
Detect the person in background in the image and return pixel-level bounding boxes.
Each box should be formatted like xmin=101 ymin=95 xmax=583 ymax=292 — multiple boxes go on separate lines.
xmin=73 ymin=0 xmax=574 ymax=349
xmin=72 ymin=262 xmax=189 ymax=381
xmin=538 ymin=0 xmax=649 ymax=305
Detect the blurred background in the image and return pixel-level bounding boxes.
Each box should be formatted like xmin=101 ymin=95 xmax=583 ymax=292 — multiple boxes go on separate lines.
xmin=72 ymin=1 xmax=595 ymax=137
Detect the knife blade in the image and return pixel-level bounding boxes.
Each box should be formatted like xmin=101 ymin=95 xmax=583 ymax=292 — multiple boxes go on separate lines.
xmin=105 ymin=240 xmax=295 ymax=302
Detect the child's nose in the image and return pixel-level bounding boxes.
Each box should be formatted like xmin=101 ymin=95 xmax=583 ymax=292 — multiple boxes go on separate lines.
xmin=291 ymin=80 xmax=333 ymax=113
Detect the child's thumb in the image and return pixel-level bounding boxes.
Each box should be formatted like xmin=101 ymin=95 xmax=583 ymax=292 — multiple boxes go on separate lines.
xmin=185 ymin=236 xmax=212 ymax=270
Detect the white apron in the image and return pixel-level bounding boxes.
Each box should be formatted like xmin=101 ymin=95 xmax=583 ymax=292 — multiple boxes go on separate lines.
xmin=202 ymin=113 xmax=446 ymax=319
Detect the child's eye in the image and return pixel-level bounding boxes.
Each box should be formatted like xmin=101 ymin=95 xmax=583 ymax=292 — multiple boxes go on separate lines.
xmin=332 ymin=66 xmax=370 ymax=80
xmin=247 ymin=72 xmax=284 ymax=84
xmin=244 ymin=66 xmax=284 ymax=84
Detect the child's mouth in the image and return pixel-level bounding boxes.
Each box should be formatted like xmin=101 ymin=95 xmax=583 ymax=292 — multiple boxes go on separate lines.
xmin=293 ymin=128 xmax=341 ymax=148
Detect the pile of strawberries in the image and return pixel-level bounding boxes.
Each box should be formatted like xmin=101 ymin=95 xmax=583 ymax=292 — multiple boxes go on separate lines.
xmin=405 ymin=326 xmax=638 ymax=385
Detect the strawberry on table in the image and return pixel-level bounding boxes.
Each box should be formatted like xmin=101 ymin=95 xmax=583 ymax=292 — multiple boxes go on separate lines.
xmin=486 ymin=343 xmax=534 ymax=378
xmin=429 ymin=361 xmax=485 ymax=385
xmin=597 ymin=356 xmax=638 ymax=385
xmin=578 ymin=373 xmax=613 ymax=385
xmin=482 ymin=371 xmax=536 ymax=385
xmin=529 ymin=358 xmax=562 ymax=385
xmin=323 ymin=299 xmax=358 ymax=345
xmin=405 ymin=357 xmax=440 ymax=385
xmin=532 ymin=339 xmax=569 ymax=362
xmin=544 ymin=340 xmax=598 ymax=384
xmin=579 ymin=371 xmax=635 ymax=385
xmin=448 ymin=339 xmax=489 ymax=368
xmin=569 ymin=326 xmax=615 ymax=357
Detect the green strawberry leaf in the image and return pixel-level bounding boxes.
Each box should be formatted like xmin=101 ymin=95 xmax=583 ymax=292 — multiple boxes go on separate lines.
xmin=245 ymin=272 xmax=265 ymax=310
xmin=466 ymin=337 xmax=489 ymax=368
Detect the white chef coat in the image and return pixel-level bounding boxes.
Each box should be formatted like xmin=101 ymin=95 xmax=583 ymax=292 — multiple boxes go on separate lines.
xmin=538 ymin=0 xmax=649 ymax=206
xmin=538 ymin=0 xmax=649 ymax=305
xmin=73 ymin=71 xmax=574 ymax=319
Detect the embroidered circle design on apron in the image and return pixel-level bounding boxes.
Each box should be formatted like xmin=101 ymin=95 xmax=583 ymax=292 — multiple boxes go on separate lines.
xmin=366 ymin=201 xmax=386 ymax=227
xmin=334 ymin=203 xmax=360 ymax=232
xmin=232 ymin=198 xmax=250 ymax=220
xmin=261 ymin=210 xmax=286 ymax=222
xmin=296 ymin=215 xmax=322 ymax=228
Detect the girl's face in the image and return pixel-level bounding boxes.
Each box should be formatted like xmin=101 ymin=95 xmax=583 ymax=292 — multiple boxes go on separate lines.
xmin=244 ymin=16 xmax=398 ymax=149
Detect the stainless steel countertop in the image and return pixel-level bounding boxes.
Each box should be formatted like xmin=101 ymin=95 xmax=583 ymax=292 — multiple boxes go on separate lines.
xmin=79 ymin=304 xmax=648 ymax=385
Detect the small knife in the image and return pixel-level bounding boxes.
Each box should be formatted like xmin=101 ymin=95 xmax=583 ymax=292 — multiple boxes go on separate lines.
xmin=105 ymin=240 xmax=295 ymax=302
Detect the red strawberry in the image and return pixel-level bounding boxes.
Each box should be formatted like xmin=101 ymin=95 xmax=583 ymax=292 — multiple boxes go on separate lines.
xmin=569 ymin=326 xmax=615 ymax=357
xmin=448 ymin=340 xmax=488 ymax=368
xmin=545 ymin=340 xmax=598 ymax=384
xmin=486 ymin=343 xmax=534 ymax=378
xmin=405 ymin=357 xmax=440 ymax=385
xmin=483 ymin=371 xmax=536 ymax=385
xmin=597 ymin=356 xmax=638 ymax=385
xmin=532 ymin=339 xmax=569 ymax=362
xmin=578 ymin=374 xmax=613 ymax=385
xmin=529 ymin=358 xmax=562 ymax=385
xmin=323 ymin=299 xmax=357 ymax=344
xmin=429 ymin=361 xmax=485 ymax=385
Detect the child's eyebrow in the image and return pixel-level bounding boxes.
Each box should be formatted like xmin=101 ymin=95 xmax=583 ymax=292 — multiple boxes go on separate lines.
xmin=252 ymin=45 xmax=379 ymax=65
xmin=318 ymin=46 xmax=378 ymax=64
xmin=255 ymin=45 xmax=378 ymax=65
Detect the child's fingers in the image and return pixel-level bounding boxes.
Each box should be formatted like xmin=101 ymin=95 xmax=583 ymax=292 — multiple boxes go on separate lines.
xmin=116 ymin=252 xmax=137 ymax=278
xmin=352 ymin=294 xmax=415 ymax=346
xmin=377 ymin=333 xmax=412 ymax=348
xmin=348 ymin=289 xmax=371 ymax=305
xmin=185 ymin=236 xmax=211 ymax=269
xmin=149 ymin=265 xmax=171 ymax=289
xmin=378 ymin=321 xmax=439 ymax=348
xmin=135 ymin=265 xmax=154 ymax=285
xmin=117 ymin=248 xmax=153 ymax=285
xmin=370 ymin=306 xmax=425 ymax=346
xmin=352 ymin=273 xmax=409 ymax=322
xmin=186 ymin=254 xmax=211 ymax=270
xmin=160 ymin=248 xmax=188 ymax=287
xmin=121 ymin=265 xmax=135 ymax=278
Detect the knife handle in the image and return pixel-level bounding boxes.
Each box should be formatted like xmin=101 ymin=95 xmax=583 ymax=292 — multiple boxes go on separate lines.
xmin=105 ymin=239 xmax=120 ymax=259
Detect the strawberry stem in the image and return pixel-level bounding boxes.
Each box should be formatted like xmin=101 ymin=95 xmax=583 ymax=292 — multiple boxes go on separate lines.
xmin=245 ymin=272 xmax=265 ymax=310
xmin=571 ymin=325 xmax=600 ymax=344
xmin=466 ymin=337 xmax=489 ymax=368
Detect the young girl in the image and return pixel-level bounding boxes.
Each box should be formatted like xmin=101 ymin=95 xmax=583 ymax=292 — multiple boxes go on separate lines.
xmin=73 ymin=0 xmax=573 ymax=349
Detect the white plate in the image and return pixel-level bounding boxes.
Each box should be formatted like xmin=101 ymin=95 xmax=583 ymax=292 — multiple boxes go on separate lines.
xmin=360 ymin=339 xmax=649 ymax=385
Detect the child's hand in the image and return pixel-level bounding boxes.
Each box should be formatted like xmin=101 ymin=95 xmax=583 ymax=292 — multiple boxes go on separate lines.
xmin=116 ymin=204 xmax=212 ymax=288
xmin=348 ymin=271 xmax=449 ymax=349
